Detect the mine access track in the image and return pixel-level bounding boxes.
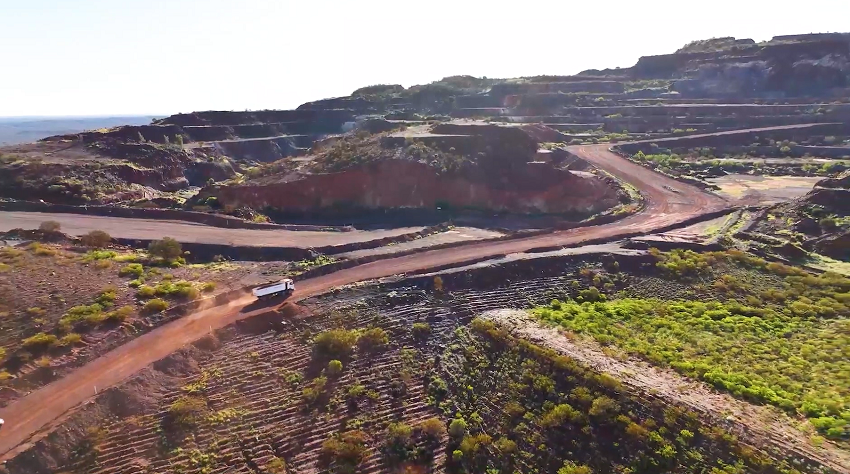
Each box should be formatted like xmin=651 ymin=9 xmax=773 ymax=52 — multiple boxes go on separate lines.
xmin=0 ymin=128 xmax=747 ymax=460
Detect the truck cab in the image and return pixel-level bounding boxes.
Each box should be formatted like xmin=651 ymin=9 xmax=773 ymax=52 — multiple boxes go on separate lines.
xmin=252 ymin=279 xmax=295 ymax=299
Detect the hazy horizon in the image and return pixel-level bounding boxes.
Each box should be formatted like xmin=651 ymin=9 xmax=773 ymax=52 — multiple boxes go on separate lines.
xmin=2 ymin=0 xmax=848 ymax=117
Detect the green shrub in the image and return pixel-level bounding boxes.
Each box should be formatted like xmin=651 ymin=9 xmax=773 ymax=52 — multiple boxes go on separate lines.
xmin=418 ymin=417 xmax=446 ymax=441
xmin=82 ymin=249 xmax=117 ymax=261
xmin=128 ymin=279 xmax=144 ymax=288
xmin=458 ymin=433 xmax=492 ymax=457
xmin=136 ymin=285 xmax=156 ymax=298
xmin=383 ymin=422 xmax=414 ymax=463
xmin=119 ymin=263 xmax=144 ymax=277
xmin=167 ymin=395 xmax=207 ymax=427
xmin=59 ymin=303 xmax=104 ymax=329
xmin=95 ymin=289 xmax=117 ymax=307
xmin=540 ymin=403 xmax=581 ymax=427
xmin=80 ymin=230 xmax=112 ymax=248
xmin=558 ymin=461 xmax=593 ymax=474
xmin=105 ymin=305 xmax=133 ymax=322
xmin=148 ymin=237 xmax=183 ymax=261
xmin=29 ymin=243 xmax=57 ymax=256
xmin=154 ymin=280 xmax=199 ymax=299
xmin=357 ymin=327 xmax=388 ymax=351
xmin=820 ymin=217 xmax=838 ymax=231
xmin=143 ymin=298 xmax=168 ymax=313
xmin=302 ymin=376 xmax=328 ymax=404
xmin=26 ymin=307 xmax=46 ymax=317
xmin=313 ymin=329 xmax=359 ymax=359
xmin=448 ymin=417 xmax=468 ymax=439
xmin=201 ymin=282 xmax=216 ymax=292
xmin=22 ymin=332 xmax=59 ymax=349
xmin=327 ymin=359 xmax=343 ymax=376
xmin=411 ymin=322 xmax=431 ymax=340
xmin=320 ymin=431 xmax=370 ymax=470
xmin=264 ymin=457 xmax=286 ymax=474
xmin=59 ymin=333 xmax=83 ymax=346
xmin=39 ymin=220 xmax=61 ymax=232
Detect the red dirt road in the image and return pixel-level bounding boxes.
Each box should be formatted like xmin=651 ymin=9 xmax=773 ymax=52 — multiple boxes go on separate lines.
xmin=0 ymin=212 xmax=424 ymax=247
xmin=0 ymin=144 xmax=728 ymax=460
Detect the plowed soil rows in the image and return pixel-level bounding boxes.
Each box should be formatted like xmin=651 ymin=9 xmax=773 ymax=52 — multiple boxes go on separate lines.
xmin=9 ymin=252 xmax=840 ymax=473
xmin=481 ymin=310 xmax=850 ymax=474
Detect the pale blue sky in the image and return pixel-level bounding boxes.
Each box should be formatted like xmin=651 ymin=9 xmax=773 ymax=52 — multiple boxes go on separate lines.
xmin=1 ymin=0 xmax=847 ymax=116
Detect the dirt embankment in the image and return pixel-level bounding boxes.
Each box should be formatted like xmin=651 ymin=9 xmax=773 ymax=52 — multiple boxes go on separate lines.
xmin=206 ymin=124 xmax=622 ymax=217
xmin=212 ymin=159 xmax=618 ymax=215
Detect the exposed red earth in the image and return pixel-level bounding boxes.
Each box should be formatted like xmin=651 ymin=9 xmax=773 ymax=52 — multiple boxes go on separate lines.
xmin=0 ymin=141 xmax=729 ymax=460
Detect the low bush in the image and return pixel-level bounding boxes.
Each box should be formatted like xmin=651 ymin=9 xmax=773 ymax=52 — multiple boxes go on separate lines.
xmin=152 ymin=280 xmax=199 ymax=299
xmin=59 ymin=333 xmax=83 ymax=346
xmin=82 ymin=249 xmax=117 ymax=261
xmin=327 ymin=359 xmax=343 ymax=376
xmin=382 ymin=422 xmax=414 ymax=463
xmin=357 ymin=327 xmax=389 ymax=351
xmin=105 ymin=305 xmax=133 ymax=322
xmin=143 ymin=298 xmax=168 ymax=313
xmin=411 ymin=322 xmax=431 ymax=341
xmin=167 ymin=395 xmax=207 ymax=427
xmin=26 ymin=307 xmax=46 ymax=317
xmin=136 ymin=285 xmax=156 ymax=298
xmin=29 ymin=243 xmax=57 ymax=256
xmin=418 ymin=417 xmax=446 ymax=441
xmin=80 ymin=230 xmax=112 ymax=248
xmin=320 ymin=430 xmax=370 ymax=470
xmin=39 ymin=221 xmax=61 ymax=232
xmin=313 ymin=329 xmax=359 ymax=359
xmin=302 ymin=376 xmax=328 ymax=404
xmin=22 ymin=332 xmax=59 ymax=349
xmin=201 ymin=282 xmax=216 ymax=292
xmin=265 ymin=457 xmax=286 ymax=474
xmin=119 ymin=263 xmax=144 ymax=277
xmin=448 ymin=417 xmax=468 ymax=439
xmin=148 ymin=237 xmax=183 ymax=261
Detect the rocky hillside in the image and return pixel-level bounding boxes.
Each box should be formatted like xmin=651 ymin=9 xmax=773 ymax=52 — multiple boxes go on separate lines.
xmin=194 ymin=122 xmax=622 ymax=218
xmin=2 ymin=32 xmax=848 ymax=220
xmin=588 ymin=33 xmax=850 ymax=98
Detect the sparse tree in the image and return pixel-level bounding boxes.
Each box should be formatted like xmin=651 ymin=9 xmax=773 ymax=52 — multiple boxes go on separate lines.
xmin=148 ymin=237 xmax=182 ymax=261
xmin=39 ymin=221 xmax=61 ymax=232
xmin=433 ymin=276 xmax=444 ymax=293
xmin=80 ymin=230 xmax=112 ymax=248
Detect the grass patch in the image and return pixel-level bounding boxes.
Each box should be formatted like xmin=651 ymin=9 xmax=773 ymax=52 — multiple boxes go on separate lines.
xmin=119 ymin=263 xmax=144 ymax=277
xmin=530 ymin=251 xmax=850 ymax=440
xmin=82 ymin=250 xmax=117 ymax=262
xmin=429 ymin=318 xmax=802 ymax=474
xmin=153 ymin=280 xmax=199 ymax=299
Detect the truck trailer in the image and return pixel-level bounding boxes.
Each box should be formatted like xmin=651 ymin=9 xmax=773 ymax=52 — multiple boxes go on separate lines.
xmin=252 ymin=279 xmax=295 ymax=299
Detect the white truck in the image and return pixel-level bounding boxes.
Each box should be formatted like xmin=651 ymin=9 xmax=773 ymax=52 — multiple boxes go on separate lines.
xmin=252 ymin=279 xmax=295 ymax=299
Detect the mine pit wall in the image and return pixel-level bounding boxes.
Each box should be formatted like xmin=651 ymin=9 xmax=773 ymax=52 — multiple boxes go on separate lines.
xmin=212 ymin=160 xmax=619 ymax=216
xmin=155 ymin=109 xmax=355 ymax=127
xmin=215 ymin=136 xmax=308 ymax=162
xmin=617 ymin=123 xmax=850 ymax=155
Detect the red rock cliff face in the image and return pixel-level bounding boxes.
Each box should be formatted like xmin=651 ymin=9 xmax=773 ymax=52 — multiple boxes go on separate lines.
xmin=213 ymin=160 xmax=618 ymax=214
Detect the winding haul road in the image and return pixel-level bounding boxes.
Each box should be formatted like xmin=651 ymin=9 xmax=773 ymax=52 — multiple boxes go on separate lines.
xmin=0 ymin=143 xmax=729 ymax=460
